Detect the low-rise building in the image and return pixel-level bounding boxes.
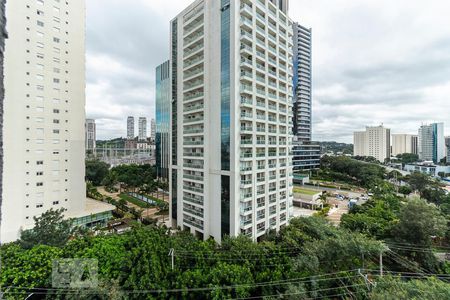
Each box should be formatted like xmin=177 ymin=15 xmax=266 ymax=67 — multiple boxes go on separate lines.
xmin=404 ymin=162 xmax=450 ymax=177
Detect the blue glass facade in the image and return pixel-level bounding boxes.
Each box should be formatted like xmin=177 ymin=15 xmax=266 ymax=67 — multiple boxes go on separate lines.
xmin=220 ymin=0 xmax=230 ymax=237
xmin=156 ymin=60 xmax=170 ymax=181
xmin=171 ymin=20 xmax=178 ymax=221
xmin=220 ymin=0 xmax=231 ymax=171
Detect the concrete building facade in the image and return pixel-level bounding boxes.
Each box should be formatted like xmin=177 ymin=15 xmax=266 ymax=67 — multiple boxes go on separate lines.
xmin=170 ymin=0 xmax=294 ymax=242
xmin=1 ymin=0 xmax=87 ymax=242
xmin=391 ymin=134 xmax=418 ymax=156
xmin=156 ymin=60 xmax=170 ymax=181
xmin=353 ymin=125 xmax=391 ymax=162
xmin=0 ymin=0 xmax=6 ymax=229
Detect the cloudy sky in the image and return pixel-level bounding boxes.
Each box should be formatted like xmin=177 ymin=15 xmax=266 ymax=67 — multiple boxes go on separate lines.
xmin=86 ymin=0 xmax=450 ymax=143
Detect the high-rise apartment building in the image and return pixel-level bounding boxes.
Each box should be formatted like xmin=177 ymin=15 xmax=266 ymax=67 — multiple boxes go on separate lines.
xmin=151 ymin=118 xmax=156 ymax=141
xmin=292 ymin=22 xmax=311 ymax=142
xmin=1 ymin=0 xmax=87 ymax=242
xmin=127 ymin=116 xmax=134 ymax=139
xmin=170 ymin=0 xmax=294 ymax=242
xmin=391 ymin=134 xmax=418 ymax=156
xmin=292 ymin=138 xmax=320 ymax=172
xmin=418 ymin=123 xmax=445 ymax=163
xmin=0 ymin=0 xmax=7 ymax=225
xmin=85 ymin=119 xmax=96 ymax=151
xmin=156 ymin=60 xmax=170 ymax=181
xmin=138 ymin=117 xmax=147 ymax=141
xmin=353 ymin=125 xmax=391 ymax=162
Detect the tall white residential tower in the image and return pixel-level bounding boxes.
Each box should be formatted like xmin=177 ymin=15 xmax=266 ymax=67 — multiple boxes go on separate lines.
xmin=353 ymin=125 xmax=391 ymax=162
xmin=170 ymin=0 xmax=294 ymax=242
xmin=1 ymin=0 xmax=86 ymax=242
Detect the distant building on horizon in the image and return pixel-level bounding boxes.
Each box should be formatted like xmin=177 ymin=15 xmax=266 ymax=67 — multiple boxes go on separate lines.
xmin=418 ymin=123 xmax=445 ymax=163
xmin=155 ymin=60 xmax=170 ymax=182
xmin=127 ymin=116 xmax=135 ymax=139
xmin=85 ymin=119 xmax=96 ymax=151
xmin=391 ymin=134 xmax=418 ymax=156
xmin=353 ymin=125 xmax=391 ymax=162
xmin=138 ymin=117 xmax=147 ymax=141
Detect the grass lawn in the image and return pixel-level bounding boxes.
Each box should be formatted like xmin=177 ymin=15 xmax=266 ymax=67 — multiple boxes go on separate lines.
xmin=293 ymin=187 xmax=320 ymax=196
xmin=119 ymin=193 xmax=150 ymax=209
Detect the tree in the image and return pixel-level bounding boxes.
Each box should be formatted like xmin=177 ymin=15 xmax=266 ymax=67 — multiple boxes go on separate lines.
xmin=371 ymin=276 xmax=450 ymax=299
xmin=408 ymin=172 xmax=432 ymax=195
xmin=19 ymin=208 xmax=73 ymax=249
xmin=392 ymin=198 xmax=447 ymax=247
xmin=85 ymin=159 xmax=110 ymax=186
xmin=398 ymin=186 xmax=412 ymax=197
xmin=396 ymin=153 xmax=419 ymax=165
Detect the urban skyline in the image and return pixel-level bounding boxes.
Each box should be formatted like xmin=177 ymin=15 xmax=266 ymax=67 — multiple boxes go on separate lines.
xmin=85 ymin=0 xmax=450 ymax=142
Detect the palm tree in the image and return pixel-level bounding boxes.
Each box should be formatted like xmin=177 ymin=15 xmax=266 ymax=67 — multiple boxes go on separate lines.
xmin=318 ymin=193 xmax=327 ymax=209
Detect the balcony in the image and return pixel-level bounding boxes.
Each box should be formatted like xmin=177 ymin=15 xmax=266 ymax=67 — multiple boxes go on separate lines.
xmin=183 ymin=185 xmax=203 ymax=193
xmin=184 ymin=116 xmax=204 ymax=124
xmin=183 ymin=196 xmax=203 ymax=206
xmin=240 ymin=3 xmax=253 ymax=16
xmin=184 ymin=103 xmax=204 ymax=112
xmin=183 ymin=174 xmax=204 ymax=181
xmin=240 ymin=112 xmax=253 ymax=120
xmin=183 ymin=140 xmax=203 ymax=146
xmin=183 ymin=162 xmax=204 ymax=169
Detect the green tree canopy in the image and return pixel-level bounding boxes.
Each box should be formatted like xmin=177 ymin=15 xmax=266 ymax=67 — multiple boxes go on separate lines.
xmin=19 ymin=208 xmax=73 ymax=249
xmin=85 ymin=159 xmax=110 ymax=186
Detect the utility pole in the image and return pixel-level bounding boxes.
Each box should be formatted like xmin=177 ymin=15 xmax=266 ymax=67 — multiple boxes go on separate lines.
xmin=168 ymin=248 xmax=174 ymax=270
xmin=379 ymin=251 xmax=383 ymax=277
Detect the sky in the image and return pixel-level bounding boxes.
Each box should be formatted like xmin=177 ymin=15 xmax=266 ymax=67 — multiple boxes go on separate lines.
xmin=86 ymin=0 xmax=450 ymax=143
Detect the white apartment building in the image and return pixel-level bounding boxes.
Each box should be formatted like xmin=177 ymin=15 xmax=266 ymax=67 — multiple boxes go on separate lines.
xmin=170 ymin=0 xmax=294 ymax=242
xmin=1 ymin=0 xmax=86 ymax=242
xmin=127 ymin=116 xmax=134 ymax=139
xmin=138 ymin=116 xmax=147 ymax=141
xmin=353 ymin=125 xmax=391 ymax=162
xmin=85 ymin=118 xmax=96 ymax=151
xmin=391 ymin=134 xmax=418 ymax=156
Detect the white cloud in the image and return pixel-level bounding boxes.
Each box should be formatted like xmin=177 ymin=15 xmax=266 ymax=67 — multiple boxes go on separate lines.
xmin=86 ymin=0 xmax=450 ymax=142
